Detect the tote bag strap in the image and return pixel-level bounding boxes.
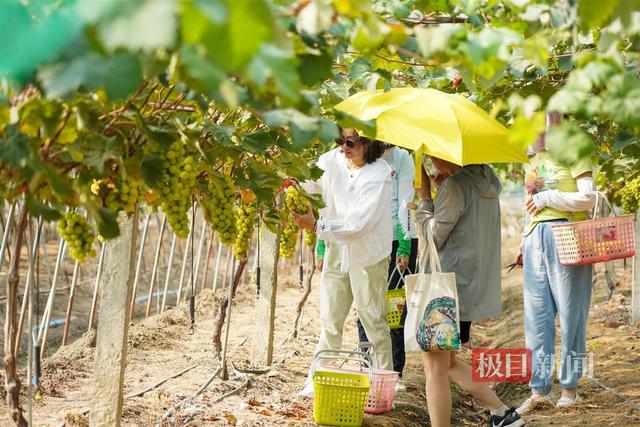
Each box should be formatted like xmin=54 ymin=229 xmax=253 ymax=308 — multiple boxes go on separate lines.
xmin=418 ymin=219 xmax=442 ymax=274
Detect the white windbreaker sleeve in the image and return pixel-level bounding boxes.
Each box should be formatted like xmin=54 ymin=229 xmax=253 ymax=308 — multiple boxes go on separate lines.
xmin=532 ymin=176 xmax=596 ymax=212
xmin=317 ymin=180 xmax=390 ymax=244
xmin=396 ymin=150 xmax=416 ymax=236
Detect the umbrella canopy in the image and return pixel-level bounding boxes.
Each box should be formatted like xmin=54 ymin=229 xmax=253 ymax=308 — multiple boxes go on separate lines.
xmin=334 ymin=87 xmax=528 ymax=166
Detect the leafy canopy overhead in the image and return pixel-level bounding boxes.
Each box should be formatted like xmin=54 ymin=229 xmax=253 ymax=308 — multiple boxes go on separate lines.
xmin=1 ymin=0 xmax=639 ymax=238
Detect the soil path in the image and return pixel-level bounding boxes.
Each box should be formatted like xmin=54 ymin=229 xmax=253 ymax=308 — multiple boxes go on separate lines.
xmin=1 ymin=236 xmax=639 ymax=426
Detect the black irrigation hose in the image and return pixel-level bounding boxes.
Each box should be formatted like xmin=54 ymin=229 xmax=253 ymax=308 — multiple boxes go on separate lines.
xmin=188 ymin=199 xmax=195 ymax=333
xmin=256 ymin=215 xmax=261 ymax=296
xmin=298 ymin=230 xmax=303 ymax=287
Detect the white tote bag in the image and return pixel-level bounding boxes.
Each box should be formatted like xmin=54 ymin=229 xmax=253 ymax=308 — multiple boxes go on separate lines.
xmin=404 ymin=226 xmax=461 ymax=353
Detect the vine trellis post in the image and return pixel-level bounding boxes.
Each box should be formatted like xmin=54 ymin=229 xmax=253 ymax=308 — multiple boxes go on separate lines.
xmin=89 ymin=211 xmax=138 ymax=426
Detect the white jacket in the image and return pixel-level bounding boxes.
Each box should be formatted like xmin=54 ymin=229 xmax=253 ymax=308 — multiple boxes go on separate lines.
xmin=303 ymin=148 xmax=392 ymax=272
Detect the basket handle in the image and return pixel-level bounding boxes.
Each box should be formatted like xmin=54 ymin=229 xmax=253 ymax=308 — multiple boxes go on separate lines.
xmin=313 ymin=349 xmax=373 ymax=369
xmin=592 ymin=191 xmax=615 ymax=220
xmin=388 ymin=264 xmax=412 ymax=290
xmin=310 ymin=354 xmax=373 ymax=383
xmin=354 ymin=341 xmax=380 ymax=369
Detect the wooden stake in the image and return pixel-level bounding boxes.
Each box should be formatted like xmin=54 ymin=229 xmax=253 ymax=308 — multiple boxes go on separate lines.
xmin=160 ymin=234 xmax=177 ymax=313
xmin=175 ymin=217 xmax=194 ymax=305
xmin=87 ymin=243 xmax=106 ymax=333
xmin=61 ymin=260 xmax=80 ymax=346
xmin=212 ymin=241 xmax=223 ymax=292
xmin=199 ymin=230 xmax=215 ymax=292
xmin=0 ymin=200 xmax=15 ymax=272
xmin=3 ymin=202 xmax=28 ymax=426
xmin=129 ymin=213 xmax=151 ymax=320
xmin=38 ymin=237 xmax=67 ymax=357
xmin=145 ymin=215 xmax=167 ymax=317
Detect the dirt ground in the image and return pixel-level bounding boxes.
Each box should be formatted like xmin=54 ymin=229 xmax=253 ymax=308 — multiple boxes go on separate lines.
xmin=1 ymin=235 xmax=640 ymax=426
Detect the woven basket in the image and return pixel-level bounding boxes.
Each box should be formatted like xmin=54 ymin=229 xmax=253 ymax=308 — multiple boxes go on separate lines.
xmin=551 ymin=193 xmax=636 ymax=266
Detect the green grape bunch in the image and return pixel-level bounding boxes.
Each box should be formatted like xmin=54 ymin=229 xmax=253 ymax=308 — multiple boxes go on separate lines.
xmin=202 ymin=173 xmax=237 ymax=245
xmin=618 ymin=176 xmax=640 ymax=214
xmin=153 ymin=141 xmax=198 ymax=238
xmin=283 ymin=185 xmax=317 ymax=251
xmin=57 ymin=212 xmax=96 ymax=262
xmin=233 ymin=202 xmax=257 ymax=259
xmin=279 ymin=223 xmax=299 ymax=259
xmin=92 ymin=177 xmax=144 ymax=214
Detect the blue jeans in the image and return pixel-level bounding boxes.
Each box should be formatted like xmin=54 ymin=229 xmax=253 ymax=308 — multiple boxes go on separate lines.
xmin=523 ymin=220 xmax=592 ymax=394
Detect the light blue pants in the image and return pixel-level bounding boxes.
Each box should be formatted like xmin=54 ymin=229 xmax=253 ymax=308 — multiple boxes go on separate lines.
xmin=523 ymin=220 xmax=592 ymax=394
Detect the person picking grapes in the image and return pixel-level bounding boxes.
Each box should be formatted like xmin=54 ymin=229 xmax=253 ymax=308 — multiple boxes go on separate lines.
xmin=315 ymin=143 xmax=418 ymax=392
xmin=516 ymin=112 xmax=596 ymax=414
xmin=289 ymin=128 xmax=394 ymax=398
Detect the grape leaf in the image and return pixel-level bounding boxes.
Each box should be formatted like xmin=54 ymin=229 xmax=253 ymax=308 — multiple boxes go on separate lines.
xmin=39 ymin=53 xmax=142 ymax=100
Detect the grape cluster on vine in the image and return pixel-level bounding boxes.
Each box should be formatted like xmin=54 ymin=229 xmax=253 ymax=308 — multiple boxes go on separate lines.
xmin=148 ymin=141 xmax=198 ymax=238
xmin=280 ymin=186 xmax=316 ymax=258
xmin=201 ymin=173 xmax=237 ymax=245
xmin=280 ymin=223 xmax=299 ymax=259
xmin=233 ymin=203 xmax=257 ymax=258
xmin=57 ymin=212 xmax=96 ymax=262
xmin=91 ymin=177 xmax=144 ymax=214
xmin=618 ymin=176 xmax=640 ymax=214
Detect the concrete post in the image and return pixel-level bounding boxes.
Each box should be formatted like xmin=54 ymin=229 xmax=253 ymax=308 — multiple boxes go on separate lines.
xmin=89 ymin=212 xmax=138 ymax=426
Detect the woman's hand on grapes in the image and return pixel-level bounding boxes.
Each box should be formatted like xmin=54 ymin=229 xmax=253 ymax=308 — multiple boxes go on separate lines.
xmin=291 ymin=205 xmax=316 ymax=231
xmin=316 ymin=259 xmax=324 ymax=272
xmin=281 ymin=178 xmax=298 ymax=192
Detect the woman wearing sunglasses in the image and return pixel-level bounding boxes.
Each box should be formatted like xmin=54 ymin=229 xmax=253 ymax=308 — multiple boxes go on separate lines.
xmin=291 ymin=128 xmax=394 ymax=397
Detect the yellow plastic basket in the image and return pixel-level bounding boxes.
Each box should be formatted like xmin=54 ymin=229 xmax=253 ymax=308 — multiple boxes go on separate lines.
xmin=386 ymin=288 xmax=406 ymax=330
xmin=386 ymin=265 xmax=410 ymax=330
xmin=311 ymin=350 xmax=373 ymax=427
xmin=313 ymin=370 xmax=370 ymax=427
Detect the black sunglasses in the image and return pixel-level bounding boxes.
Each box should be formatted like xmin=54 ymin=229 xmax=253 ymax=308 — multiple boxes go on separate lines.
xmin=337 ymin=137 xmax=360 ymax=149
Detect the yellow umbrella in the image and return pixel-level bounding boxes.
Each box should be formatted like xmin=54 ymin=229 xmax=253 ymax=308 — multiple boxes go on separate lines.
xmin=334 ymin=87 xmax=527 ymax=168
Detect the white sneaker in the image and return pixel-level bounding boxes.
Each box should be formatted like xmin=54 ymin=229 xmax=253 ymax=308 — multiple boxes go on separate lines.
xmin=516 ymin=391 xmax=556 ymax=415
xmin=395 ymin=379 xmax=406 ymax=392
xmin=557 ymin=393 xmax=580 ymax=407
xmin=297 ymin=381 xmax=314 ymax=398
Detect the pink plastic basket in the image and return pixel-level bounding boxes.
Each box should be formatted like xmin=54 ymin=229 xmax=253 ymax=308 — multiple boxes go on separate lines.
xmin=338 ymin=366 xmax=397 ymax=414
xmin=551 ymin=194 xmax=636 ymax=266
